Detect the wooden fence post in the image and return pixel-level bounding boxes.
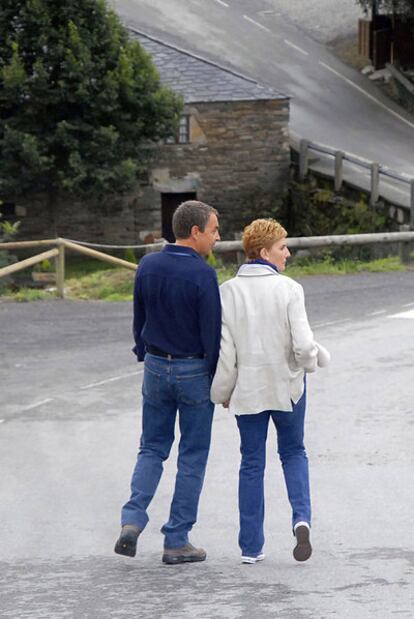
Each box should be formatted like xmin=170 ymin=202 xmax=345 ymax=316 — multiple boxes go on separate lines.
xmin=334 ymin=151 xmax=344 ymax=191
xmin=370 ymin=162 xmax=380 ymax=205
xmin=56 ymin=239 xmax=65 ymax=299
xmin=410 ymin=179 xmax=414 ymax=230
xmin=299 ymin=139 xmax=309 ymax=180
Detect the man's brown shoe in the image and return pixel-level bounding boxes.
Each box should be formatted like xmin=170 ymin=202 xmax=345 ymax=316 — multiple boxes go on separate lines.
xmin=162 ymin=543 xmax=207 ymax=565
xmin=114 ymin=525 xmax=141 ymax=558
xmin=293 ymin=525 xmax=312 ymax=562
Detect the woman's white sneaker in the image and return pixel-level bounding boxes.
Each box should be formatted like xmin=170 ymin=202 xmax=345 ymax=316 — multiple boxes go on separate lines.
xmin=241 ymin=552 xmax=265 ymax=564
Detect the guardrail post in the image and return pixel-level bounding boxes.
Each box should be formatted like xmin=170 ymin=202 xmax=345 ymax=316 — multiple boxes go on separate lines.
xmin=399 ymin=224 xmax=411 ymax=264
xmin=334 ymin=151 xmax=344 ymax=191
xmin=299 ymin=139 xmax=309 ymax=180
xmin=370 ymin=162 xmax=380 ymax=205
xmin=56 ymin=239 xmax=65 ymax=299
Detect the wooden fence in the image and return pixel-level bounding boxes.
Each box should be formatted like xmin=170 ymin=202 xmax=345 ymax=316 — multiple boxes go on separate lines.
xmin=0 ymin=238 xmax=139 ymax=298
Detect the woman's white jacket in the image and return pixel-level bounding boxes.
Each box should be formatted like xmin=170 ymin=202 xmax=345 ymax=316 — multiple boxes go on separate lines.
xmin=210 ymin=264 xmax=330 ymax=415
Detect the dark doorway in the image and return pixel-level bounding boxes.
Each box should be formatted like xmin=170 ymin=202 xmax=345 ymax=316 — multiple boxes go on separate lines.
xmin=161 ymin=192 xmax=197 ymax=242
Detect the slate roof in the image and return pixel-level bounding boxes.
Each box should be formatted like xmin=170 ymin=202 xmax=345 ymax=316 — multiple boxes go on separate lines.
xmin=128 ymin=29 xmax=288 ymax=104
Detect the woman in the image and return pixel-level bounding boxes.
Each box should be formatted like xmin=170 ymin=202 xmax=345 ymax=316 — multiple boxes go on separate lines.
xmin=211 ymin=218 xmax=330 ymax=564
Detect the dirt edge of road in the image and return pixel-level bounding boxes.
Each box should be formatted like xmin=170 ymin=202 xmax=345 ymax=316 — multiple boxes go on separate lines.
xmin=328 ymin=34 xmax=367 ymax=71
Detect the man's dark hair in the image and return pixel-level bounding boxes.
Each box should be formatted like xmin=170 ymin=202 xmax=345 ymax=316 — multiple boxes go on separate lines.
xmin=172 ymin=200 xmax=218 ymax=239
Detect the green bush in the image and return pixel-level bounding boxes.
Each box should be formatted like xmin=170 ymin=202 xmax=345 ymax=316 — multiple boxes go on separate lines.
xmin=33 ymin=258 xmax=54 ymax=272
xmin=124 ymin=247 xmax=137 ymax=264
xmin=0 ymin=213 xmax=19 ymax=293
xmin=206 ymin=252 xmax=218 ymax=268
xmin=277 ymin=177 xmax=399 ymax=261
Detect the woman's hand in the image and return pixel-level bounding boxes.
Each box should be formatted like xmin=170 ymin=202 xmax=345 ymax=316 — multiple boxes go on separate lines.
xmin=222 ymin=400 xmax=230 ymax=408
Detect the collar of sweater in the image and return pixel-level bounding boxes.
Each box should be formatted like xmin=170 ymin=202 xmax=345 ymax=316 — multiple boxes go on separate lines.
xmin=237 ymin=263 xmax=279 ymax=277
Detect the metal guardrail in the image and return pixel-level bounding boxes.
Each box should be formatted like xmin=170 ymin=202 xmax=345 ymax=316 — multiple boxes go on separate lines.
xmin=292 ymin=136 xmax=414 ymax=227
xmin=1 ymin=232 xmax=414 ymax=299
xmin=214 ymin=230 xmax=414 ymax=252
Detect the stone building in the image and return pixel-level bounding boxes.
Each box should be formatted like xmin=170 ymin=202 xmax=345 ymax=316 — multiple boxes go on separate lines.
xmin=134 ymin=30 xmax=290 ymax=241
xmin=6 ymin=30 xmax=290 ymax=243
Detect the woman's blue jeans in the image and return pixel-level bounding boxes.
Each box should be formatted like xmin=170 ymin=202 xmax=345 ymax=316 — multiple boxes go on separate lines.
xmin=121 ymin=353 xmax=214 ymax=549
xmin=236 ymin=386 xmax=310 ymax=556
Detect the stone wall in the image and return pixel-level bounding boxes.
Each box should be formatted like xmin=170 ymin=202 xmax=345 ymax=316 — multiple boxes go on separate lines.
xmin=10 ymin=191 xmax=145 ymax=245
xmin=10 ymin=97 xmax=290 ymax=243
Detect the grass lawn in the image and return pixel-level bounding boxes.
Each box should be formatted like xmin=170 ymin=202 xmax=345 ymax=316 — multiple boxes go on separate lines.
xmin=0 ymin=254 xmax=409 ymax=302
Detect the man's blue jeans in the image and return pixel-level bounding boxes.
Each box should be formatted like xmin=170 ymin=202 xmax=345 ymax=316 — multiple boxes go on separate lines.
xmin=121 ymin=353 xmax=214 ymax=548
xmin=235 ymin=386 xmax=310 ymax=556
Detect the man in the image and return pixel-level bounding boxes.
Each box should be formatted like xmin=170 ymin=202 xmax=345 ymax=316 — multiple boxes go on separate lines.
xmin=115 ymin=200 xmax=221 ymax=565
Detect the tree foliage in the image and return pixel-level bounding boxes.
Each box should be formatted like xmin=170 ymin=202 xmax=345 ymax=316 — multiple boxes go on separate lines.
xmin=0 ymin=0 xmax=183 ymax=201
xmin=357 ymin=0 xmax=414 ymax=18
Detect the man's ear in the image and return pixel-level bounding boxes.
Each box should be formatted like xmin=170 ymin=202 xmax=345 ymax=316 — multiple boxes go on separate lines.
xmin=191 ymin=224 xmax=200 ymax=239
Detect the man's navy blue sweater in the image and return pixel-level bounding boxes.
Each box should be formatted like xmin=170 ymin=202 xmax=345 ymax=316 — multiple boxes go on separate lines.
xmin=133 ymin=244 xmax=221 ymax=376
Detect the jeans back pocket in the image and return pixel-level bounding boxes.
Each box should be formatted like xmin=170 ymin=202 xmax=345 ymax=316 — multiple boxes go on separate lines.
xmin=176 ymin=372 xmax=211 ymax=406
xmin=142 ymin=365 xmax=162 ymax=402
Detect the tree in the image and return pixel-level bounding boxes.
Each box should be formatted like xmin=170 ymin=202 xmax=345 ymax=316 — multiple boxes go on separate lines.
xmin=357 ymin=0 xmax=414 ymax=19
xmin=0 ymin=0 xmax=182 ymax=219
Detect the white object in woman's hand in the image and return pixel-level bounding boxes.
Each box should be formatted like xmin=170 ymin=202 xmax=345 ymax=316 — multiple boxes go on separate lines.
xmin=316 ymin=343 xmax=331 ymax=367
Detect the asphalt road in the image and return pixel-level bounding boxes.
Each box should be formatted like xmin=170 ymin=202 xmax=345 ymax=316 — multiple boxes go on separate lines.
xmin=1 ymin=272 xmax=414 ymax=618
xmin=111 ymin=0 xmax=414 ymax=176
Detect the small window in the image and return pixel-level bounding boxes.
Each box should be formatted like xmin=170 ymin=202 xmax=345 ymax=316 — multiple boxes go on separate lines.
xmin=165 ymin=114 xmax=191 ymax=144
xmin=178 ymin=115 xmax=190 ymax=144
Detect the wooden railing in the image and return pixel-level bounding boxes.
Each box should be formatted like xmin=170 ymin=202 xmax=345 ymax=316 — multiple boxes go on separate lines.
xmin=0 ymin=237 xmax=140 ymax=298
